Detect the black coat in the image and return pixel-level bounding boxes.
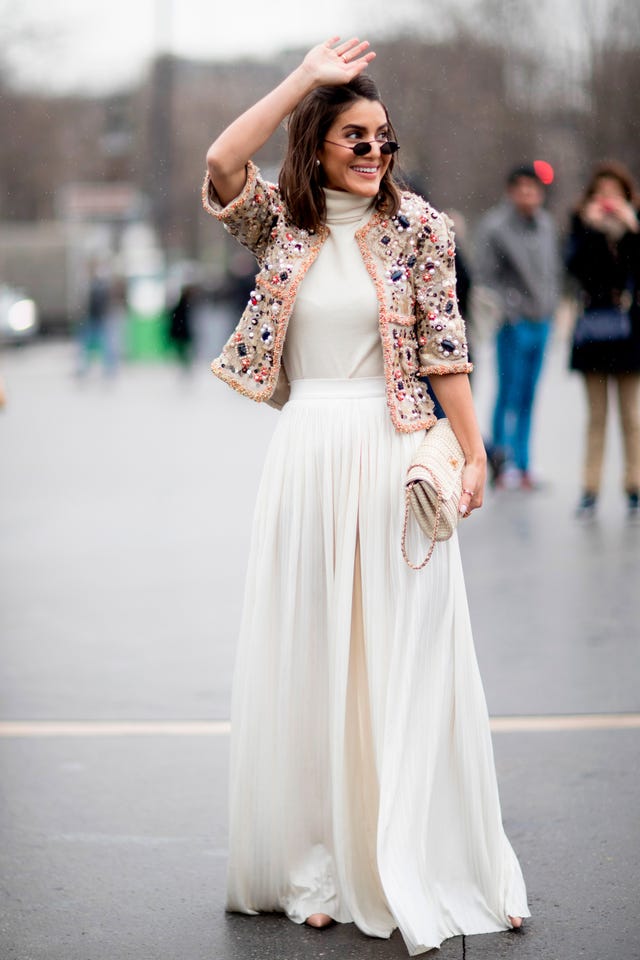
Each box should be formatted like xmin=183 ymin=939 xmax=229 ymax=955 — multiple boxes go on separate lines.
xmin=566 ymin=212 xmax=640 ymax=374
xmin=169 ymin=291 xmax=194 ymax=344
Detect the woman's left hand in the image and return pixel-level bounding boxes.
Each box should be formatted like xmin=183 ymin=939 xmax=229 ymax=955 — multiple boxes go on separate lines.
xmin=459 ymin=458 xmax=486 ymax=519
xmin=427 ymin=373 xmax=488 ymax=521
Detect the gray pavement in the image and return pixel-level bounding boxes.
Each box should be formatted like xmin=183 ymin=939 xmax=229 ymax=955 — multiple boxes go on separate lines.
xmin=1 ymin=333 xmax=639 ymax=960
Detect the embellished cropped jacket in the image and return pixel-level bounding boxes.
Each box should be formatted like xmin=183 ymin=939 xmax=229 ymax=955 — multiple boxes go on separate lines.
xmin=202 ymin=161 xmax=472 ymax=434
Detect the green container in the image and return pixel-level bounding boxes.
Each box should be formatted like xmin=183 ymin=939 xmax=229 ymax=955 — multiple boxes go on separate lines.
xmin=125 ymin=310 xmax=172 ymax=361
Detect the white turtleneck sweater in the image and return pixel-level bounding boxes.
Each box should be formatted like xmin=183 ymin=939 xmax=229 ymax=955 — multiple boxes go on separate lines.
xmin=282 ymin=188 xmax=384 ymax=381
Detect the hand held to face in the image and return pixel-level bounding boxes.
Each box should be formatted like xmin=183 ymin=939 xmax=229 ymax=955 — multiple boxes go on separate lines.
xmin=582 ymin=199 xmax=610 ymax=230
xmin=607 ymin=197 xmax=640 ymax=233
xmin=584 ymin=196 xmax=638 ymax=235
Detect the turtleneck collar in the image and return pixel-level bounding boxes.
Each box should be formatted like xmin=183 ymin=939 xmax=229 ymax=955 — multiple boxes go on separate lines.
xmin=324 ymin=188 xmax=375 ymax=226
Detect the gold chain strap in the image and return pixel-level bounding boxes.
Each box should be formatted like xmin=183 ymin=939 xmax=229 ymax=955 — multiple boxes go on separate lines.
xmin=400 ymin=471 xmax=443 ymax=570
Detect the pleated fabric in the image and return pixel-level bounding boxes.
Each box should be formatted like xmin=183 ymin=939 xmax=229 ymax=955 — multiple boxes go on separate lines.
xmin=226 ymin=377 xmax=530 ymax=956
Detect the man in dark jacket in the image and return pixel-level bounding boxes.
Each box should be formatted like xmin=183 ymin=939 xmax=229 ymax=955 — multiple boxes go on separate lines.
xmin=476 ymin=165 xmax=560 ymax=489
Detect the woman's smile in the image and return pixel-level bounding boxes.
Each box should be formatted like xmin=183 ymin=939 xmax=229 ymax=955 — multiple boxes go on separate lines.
xmin=318 ymin=99 xmax=391 ymax=196
xmin=351 ymin=164 xmax=380 ymax=176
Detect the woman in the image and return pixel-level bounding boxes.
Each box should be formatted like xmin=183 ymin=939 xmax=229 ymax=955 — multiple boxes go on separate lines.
xmin=203 ymin=37 xmax=528 ymax=955
xmin=567 ymin=162 xmax=640 ymax=518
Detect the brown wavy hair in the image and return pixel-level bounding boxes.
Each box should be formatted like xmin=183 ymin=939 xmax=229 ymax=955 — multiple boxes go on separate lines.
xmin=279 ymin=76 xmax=402 ymax=232
xmin=580 ymin=160 xmax=638 ymax=208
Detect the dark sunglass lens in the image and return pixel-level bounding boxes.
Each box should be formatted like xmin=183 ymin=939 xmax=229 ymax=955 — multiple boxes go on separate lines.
xmin=380 ymin=141 xmax=399 ymax=155
xmin=352 ymin=141 xmax=372 ymax=156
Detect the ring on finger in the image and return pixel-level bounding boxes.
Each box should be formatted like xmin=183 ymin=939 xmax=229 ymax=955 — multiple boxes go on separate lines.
xmin=462 ymin=488 xmax=475 ymax=497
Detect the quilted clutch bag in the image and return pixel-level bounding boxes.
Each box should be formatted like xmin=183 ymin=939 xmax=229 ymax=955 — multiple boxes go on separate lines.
xmin=401 ymin=418 xmax=465 ymax=570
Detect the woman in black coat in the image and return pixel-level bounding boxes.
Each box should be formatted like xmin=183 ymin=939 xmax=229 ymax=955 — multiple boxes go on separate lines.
xmin=566 ymin=162 xmax=640 ymax=517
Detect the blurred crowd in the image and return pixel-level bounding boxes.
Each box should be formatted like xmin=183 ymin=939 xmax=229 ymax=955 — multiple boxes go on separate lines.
xmin=71 ymin=250 xmax=256 ymax=378
xmin=465 ymin=159 xmax=640 ymax=519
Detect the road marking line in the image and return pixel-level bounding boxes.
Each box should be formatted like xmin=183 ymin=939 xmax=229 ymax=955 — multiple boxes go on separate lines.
xmin=490 ymin=714 xmax=640 ymax=732
xmin=0 ymin=715 xmax=639 ymax=737
xmin=0 ymin=720 xmax=231 ymax=737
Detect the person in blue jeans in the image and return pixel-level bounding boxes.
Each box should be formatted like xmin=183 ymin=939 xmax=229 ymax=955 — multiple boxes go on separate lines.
xmin=476 ymin=166 xmax=559 ymax=489
xmin=492 ymin=316 xmax=551 ymax=484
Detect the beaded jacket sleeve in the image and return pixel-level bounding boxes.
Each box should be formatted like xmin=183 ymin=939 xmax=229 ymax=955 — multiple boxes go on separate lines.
xmin=202 ymin=161 xmax=472 ymax=433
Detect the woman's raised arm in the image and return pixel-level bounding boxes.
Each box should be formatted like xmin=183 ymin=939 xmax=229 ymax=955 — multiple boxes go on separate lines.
xmin=205 ymin=37 xmax=376 ymax=206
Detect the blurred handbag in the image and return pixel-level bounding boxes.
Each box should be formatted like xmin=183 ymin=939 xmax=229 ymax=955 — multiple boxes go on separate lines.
xmin=401 ymin=418 xmax=465 ymax=570
xmin=573 ymin=306 xmax=631 ymax=346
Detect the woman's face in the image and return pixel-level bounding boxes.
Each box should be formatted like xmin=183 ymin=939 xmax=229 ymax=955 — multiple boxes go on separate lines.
xmin=317 ymin=99 xmax=392 ymax=197
xmin=592 ymin=176 xmax=626 ymax=204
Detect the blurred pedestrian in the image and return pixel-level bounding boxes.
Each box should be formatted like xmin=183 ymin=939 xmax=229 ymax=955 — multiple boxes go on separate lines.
xmin=202 ymin=36 xmax=527 ymax=955
xmin=476 ymin=165 xmax=560 ymax=489
xmin=108 ymin=275 xmax=127 ymax=361
xmin=566 ymin=161 xmax=640 ymax=519
xmin=168 ymin=283 xmax=198 ymax=369
xmin=76 ymin=263 xmax=121 ymax=378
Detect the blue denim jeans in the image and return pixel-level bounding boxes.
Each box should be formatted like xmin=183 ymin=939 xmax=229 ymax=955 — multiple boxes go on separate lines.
xmin=491 ymin=317 xmax=551 ymax=472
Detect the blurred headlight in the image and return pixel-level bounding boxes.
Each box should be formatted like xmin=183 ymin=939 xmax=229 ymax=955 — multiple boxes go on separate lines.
xmin=8 ymin=299 xmax=37 ymax=332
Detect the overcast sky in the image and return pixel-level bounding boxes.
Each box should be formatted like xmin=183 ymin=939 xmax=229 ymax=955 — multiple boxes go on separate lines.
xmin=4 ymin=0 xmax=379 ymax=93
xmin=2 ymin=0 xmax=597 ymax=95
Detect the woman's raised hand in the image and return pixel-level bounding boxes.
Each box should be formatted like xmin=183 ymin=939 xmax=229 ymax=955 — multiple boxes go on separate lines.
xmin=301 ymin=37 xmax=376 ymax=87
xmin=205 ymin=36 xmax=375 ymax=206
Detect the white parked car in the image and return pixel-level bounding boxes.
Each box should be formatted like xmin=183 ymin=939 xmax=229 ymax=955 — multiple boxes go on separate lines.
xmin=0 ymin=285 xmax=39 ymax=343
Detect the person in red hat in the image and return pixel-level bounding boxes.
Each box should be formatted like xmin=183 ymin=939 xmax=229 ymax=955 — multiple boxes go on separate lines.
xmin=476 ymin=165 xmax=560 ymax=489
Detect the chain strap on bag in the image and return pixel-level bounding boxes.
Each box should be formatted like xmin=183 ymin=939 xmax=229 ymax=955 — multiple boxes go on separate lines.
xmin=401 ymin=418 xmax=466 ymax=570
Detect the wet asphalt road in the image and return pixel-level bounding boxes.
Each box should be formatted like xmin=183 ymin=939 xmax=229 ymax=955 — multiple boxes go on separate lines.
xmin=1 ymin=331 xmax=638 ymax=960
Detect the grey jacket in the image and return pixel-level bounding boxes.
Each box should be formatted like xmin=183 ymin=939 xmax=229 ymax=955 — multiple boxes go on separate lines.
xmin=475 ymin=201 xmax=560 ymax=321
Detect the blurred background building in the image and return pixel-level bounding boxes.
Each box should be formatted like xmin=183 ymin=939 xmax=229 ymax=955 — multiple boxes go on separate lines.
xmin=0 ymin=0 xmax=639 ymax=346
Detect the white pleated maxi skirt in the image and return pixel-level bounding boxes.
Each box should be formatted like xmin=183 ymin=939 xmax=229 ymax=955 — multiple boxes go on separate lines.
xmin=226 ymin=377 xmax=530 ymax=956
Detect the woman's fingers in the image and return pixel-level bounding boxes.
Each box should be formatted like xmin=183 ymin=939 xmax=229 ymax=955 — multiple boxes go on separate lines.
xmin=328 ymin=37 xmax=376 ymax=71
xmin=459 ymin=488 xmax=474 ymax=517
xmin=336 ymin=40 xmax=376 ymax=78
xmin=334 ymin=38 xmax=370 ymax=60
xmin=303 ymin=38 xmax=375 ymax=84
xmin=459 ymin=464 xmax=485 ymax=517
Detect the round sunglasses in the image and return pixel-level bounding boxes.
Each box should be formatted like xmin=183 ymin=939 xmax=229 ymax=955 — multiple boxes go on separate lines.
xmin=323 ymin=138 xmax=400 ymax=157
